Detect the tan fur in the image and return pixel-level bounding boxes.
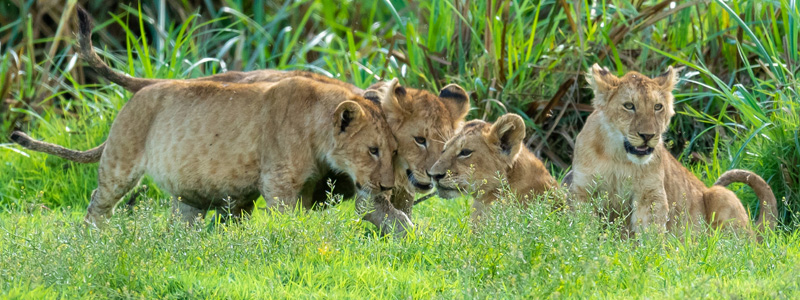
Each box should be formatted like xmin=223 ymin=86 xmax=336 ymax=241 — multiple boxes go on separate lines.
xmin=570 ymin=64 xmax=778 ymax=237
xmin=65 ymin=8 xmax=472 ymax=220
xmin=428 ymin=114 xmax=556 ymax=221
xmin=49 ymin=77 xmax=398 ymax=229
xmin=11 ymin=9 xmax=364 ymax=165
xmin=359 ymin=81 xmax=471 ymax=217
xmin=11 ymin=10 xmax=470 ymax=235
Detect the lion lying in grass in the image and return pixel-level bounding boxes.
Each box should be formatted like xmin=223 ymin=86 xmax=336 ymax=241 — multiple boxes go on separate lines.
xmin=428 ymin=114 xmax=557 ymax=221
xmin=570 ymin=64 xmax=778 ymax=237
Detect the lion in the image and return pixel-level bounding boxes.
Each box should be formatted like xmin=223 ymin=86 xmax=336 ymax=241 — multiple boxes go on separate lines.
xmin=569 ymin=64 xmax=778 ymax=237
xmin=13 ymin=77 xmax=405 ymax=233
xmin=356 ymin=80 xmax=471 ymax=215
xmin=17 ymin=8 xmax=472 ymax=220
xmin=427 ymin=114 xmax=557 ymax=221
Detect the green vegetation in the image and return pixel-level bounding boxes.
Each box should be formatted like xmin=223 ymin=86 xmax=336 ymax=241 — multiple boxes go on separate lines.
xmin=1 ymin=0 xmax=799 ymax=297
xmin=3 ymin=197 xmax=800 ymax=298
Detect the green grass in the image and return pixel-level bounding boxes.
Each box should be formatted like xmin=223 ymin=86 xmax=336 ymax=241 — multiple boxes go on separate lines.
xmin=2 ymin=196 xmax=799 ymax=298
xmin=1 ymin=0 xmax=800 ymax=297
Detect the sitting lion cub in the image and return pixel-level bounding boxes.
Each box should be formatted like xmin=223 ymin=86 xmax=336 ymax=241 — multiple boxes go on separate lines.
xmin=570 ymin=64 xmax=778 ymax=236
xmin=428 ymin=114 xmax=556 ymax=221
xmin=14 ymin=77 xmax=399 ymax=229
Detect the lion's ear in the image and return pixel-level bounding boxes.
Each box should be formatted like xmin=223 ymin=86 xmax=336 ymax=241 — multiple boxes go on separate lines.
xmin=439 ymin=84 xmax=471 ymax=124
xmin=334 ymin=100 xmax=365 ymax=133
xmin=654 ymin=66 xmax=677 ymax=91
xmin=362 ymin=90 xmax=381 ymax=104
xmin=655 ymin=66 xmax=678 ymax=117
xmin=588 ymin=64 xmax=620 ymax=107
xmin=373 ymin=78 xmax=411 ymax=117
xmin=488 ymin=114 xmax=526 ymax=161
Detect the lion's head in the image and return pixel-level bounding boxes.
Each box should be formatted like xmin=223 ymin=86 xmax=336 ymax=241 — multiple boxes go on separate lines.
xmin=428 ymin=114 xmax=527 ymax=199
xmin=588 ymin=64 xmax=677 ymax=165
xmin=327 ymin=83 xmax=398 ymax=198
xmin=367 ymin=81 xmax=471 ymax=194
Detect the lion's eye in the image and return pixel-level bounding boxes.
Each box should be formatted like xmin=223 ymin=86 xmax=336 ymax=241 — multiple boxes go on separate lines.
xmin=369 ymin=147 xmax=379 ymax=156
xmin=654 ymin=103 xmax=663 ymax=111
xmin=458 ymin=149 xmax=473 ymax=158
xmin=623 ymin=103 xmax=635 ymax=111
xmin=393 ymin=150 xmax=398 ymax=156
xmin=414 ymin=136 xmax=427 ymax=146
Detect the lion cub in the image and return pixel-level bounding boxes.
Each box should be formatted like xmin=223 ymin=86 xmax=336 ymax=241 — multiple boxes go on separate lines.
xmin=428 ymin=114 xmax=556 ymax=221
xmin=14 ymin=77 xmax=399 ymax=228
xmin=570 ymin=64 xmax=778 ymax=236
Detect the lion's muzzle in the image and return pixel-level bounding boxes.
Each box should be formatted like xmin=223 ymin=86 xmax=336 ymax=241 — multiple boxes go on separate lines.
xmin=427 ymin=170 xmax=461 ymax=199
xmin=406 ymin=169 xmax=433 ymax=191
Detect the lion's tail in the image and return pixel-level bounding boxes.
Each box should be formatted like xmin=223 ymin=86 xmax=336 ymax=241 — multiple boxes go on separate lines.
xmin=714 ymin=169 xmax=778 ymax=231
xmin=77 ymin=7 xmax=161 ymax=93
xmin=10 ymin=131 xmax=104 ymax=163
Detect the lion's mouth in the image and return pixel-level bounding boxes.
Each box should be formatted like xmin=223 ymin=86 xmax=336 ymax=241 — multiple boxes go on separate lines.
xmin=406 ymin=169 xmax=433 ymax=191
xmin=624 ymin=140 xmax=654 ymax=156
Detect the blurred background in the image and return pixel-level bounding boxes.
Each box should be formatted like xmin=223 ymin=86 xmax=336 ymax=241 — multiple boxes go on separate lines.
xmin=0 ymin=0 xmax=798 ymax=229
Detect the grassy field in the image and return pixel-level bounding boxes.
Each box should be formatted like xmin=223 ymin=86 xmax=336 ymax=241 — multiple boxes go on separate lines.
xmin=2 ymin=195 xmax=800 ymax=298
xmin=2 ymin=0 xmax=800 ymax=298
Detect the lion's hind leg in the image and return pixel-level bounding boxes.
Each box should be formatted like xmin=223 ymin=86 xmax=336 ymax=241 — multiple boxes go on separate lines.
xmin=85 ymin=160 xmax=145 ymax=226
xmin=84 ymin=121 xmax=148 ymax=226
xmin=703 ymin=186 xmax=752 ymax=235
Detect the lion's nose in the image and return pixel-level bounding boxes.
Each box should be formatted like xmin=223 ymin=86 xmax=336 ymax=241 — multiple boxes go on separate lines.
xmin=379 ymin=185 xmax=393 ymax=192
xmin=427 ymin=171 xmax=445 ymax=181
xmin=638 ymin=133 xmax=655 ymax=143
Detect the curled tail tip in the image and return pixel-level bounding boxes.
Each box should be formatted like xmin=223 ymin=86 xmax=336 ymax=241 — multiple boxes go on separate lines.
xmin=10 ymin=131 xmax=28 ymax=146
xmin=716 ymin=169 xmax=779 ymax=229
xmin=714 ymin=169 xmax=748 ymax=187
xmin=77 ymin=7 xmax=91 ymax=34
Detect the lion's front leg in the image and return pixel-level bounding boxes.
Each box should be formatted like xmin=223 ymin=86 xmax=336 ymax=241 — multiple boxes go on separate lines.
xmin=569 ymin=182 xmax=592 ymax=207
xmin=568 ymin=171 xmax=595 ymax=208
xmin=631 ymin=187 xmax=669 ymax=235
xmin=360 ymin=193 xmax=413 ymax=236
xmin=568 ymin=172 xmax=609 ymax=225
xmin=259 ymin=163 xmax=311 ymax=212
